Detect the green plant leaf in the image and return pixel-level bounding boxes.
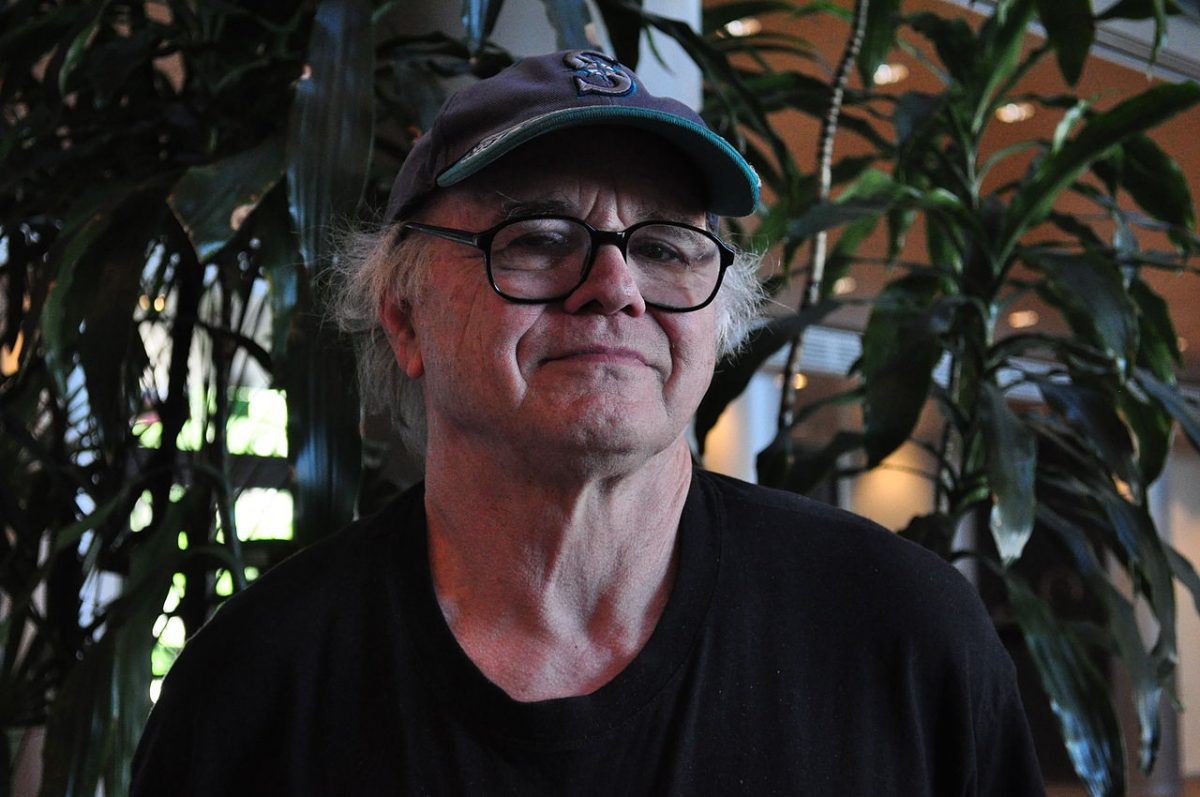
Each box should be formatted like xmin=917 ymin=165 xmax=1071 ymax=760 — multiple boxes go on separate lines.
xmin=785 ymin=169 xmax=913 ymax=240
xmin=972 ymin=0 xmax=1036 ymax=130
xmin=168 ymin=136 xmax=286 ymax=264
xmin=1002 ymin=81 xmax=1200 ymax=256
xmin=893 ymin=91 xmax=942 ymax=146
xmin=1130 ymin=277 xmax=1181 ymax=382
xmin=906 ymin=11 xmax=976 ymax=86
xmin=40 ymin=190 xmax=127 ymax=395
xmin=287 ymin=0 xmax=375 ymax=270
xmin=1135 ymin=367 xmax=1200 ymax=454
xmin=897 ymin=511 xmax=955 ymax=558
xmin=250 ymin=185 xmax=303 ymax=371
xmin=462 ymin=0 xmax=505 ymax=54
xmin=859 ymin=273 xmax=947 ymax=464
xmin=539 ymin=0 xmax=591 ymax=50
xmin=978 ymin=382 xmax=1036 ymax=564
xmin=285 ymin=0 xmax=372 ymax=544
xmin=1028 ymin=250 xmax=1138 ymax=372
xmin=41 ymin=491 xmax=186 ymax=797
xmin=1036 ymin=380 xmax=1140 ymax=497
xmin=1038 ymin=504 xmax=1162 ymax=774
xmin=1098 ymin=489 xmax=1177 ymax=674
xmin=77 ymin=209 xmax=154 ymax=453
xmin=1006 ymin=572 xmax=1125 ymax=797
xmin=1166 ymin=543 xmax=1200 ymax=621
xmin=1096 ymin=0 xmax=1182 ymax=19
xmin=597 ymin=0 xmax=643 ymax=67
xmin=1099 ymin=134 xmax=1197 ymax=248
xmin=1120 ymin=384 xmax=1174 ymax=484
xmin=56 ymin=4 xmax=105 ymax=96
xmin=1034 ymin=0 xmax=1094 ymax=85
xmin=695 ymin=301 xmax=841 ymax=454
xmin=857 ymin=0 xmax=902 ymax=86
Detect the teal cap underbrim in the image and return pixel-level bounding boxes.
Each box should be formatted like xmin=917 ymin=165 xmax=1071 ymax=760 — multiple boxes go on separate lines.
xmin=435 ymin=106 xmax=760 ymax=218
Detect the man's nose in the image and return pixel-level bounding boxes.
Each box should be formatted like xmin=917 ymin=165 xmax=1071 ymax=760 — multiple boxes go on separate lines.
xmin=561 ymin=243 xmax=647 ymax=316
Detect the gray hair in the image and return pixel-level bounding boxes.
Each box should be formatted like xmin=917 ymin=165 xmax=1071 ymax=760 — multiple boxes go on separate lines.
xmin=330 ymin=221 xmax=765 ymax=457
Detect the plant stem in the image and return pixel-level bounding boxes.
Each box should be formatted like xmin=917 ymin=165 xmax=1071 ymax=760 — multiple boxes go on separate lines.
xmin=776 ymin=0 xmax=870 ymax=436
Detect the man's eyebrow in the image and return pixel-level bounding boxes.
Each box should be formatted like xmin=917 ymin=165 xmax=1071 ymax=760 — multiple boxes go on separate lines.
xmin=496 ymin=198 xmax=574 ymax=219
xmin=494 ymin=196 xmax=702 ymax=224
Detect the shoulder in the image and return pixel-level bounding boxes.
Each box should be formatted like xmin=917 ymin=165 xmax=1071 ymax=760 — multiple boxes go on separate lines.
xmin=155 ymin=484 xmax=424 ymax=695
xmin=132 ymin=486 xmax=426 ymax=793
xmin=695 ymin=470 xmax=991 ymax=638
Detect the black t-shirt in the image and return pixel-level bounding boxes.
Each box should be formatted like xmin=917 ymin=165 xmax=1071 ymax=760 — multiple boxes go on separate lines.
xmin=132 ymin=470 xmax=1044 ymax=795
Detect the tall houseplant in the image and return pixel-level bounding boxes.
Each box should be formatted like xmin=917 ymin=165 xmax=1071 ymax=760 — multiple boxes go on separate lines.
xmin=1 ymin=1 xmax=1198 ymax=795
xmin=688 ymin=1 xmax=1200 ymax=795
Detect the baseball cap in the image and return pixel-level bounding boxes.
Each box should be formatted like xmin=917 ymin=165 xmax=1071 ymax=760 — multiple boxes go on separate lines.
xmin=385 ymin=49 xmax=761 ymax=221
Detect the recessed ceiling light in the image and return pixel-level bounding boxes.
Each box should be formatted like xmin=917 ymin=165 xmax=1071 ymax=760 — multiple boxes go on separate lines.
xmin=873 ymin=63 xmax=909 ymax=86
xmin=724 ymin=17 xmax=762 ymax=37
xmin=995 ymin=102 xmax=1035 ymax=123
xmin=833 ymin=276 xmax=857 ymax=295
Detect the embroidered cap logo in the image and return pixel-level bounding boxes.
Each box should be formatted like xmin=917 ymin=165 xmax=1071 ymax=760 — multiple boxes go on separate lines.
xmin=565 ymin=50 xmax=635 ymax=97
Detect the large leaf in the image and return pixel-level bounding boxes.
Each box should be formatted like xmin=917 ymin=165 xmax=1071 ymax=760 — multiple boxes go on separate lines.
xmin=859 ymin=273 xmax=947 ymax=464
xmin=287 ymin=0 xmax=374 ymax=270
xmin=1038 ymin=504 xmax=1163 ymax=774
xmin=462 ymin=0 xmax=504 ymax=54
xmin=1002 ymin=81 xmax=1200 ymax=256
xmin=1130 ymin=277 xmax=1181 ymax=382
xmin=906 ymin=12 xmax=976 ymax=86
xmin=1135 ymin=367 xmax=1200 ymax=454
xmin=539 ymin=0 xmax=591 ymax=50
xmin=1096 ymin=489 xmax=1177 ymax=673
xmin=40 ymin=492 xmax=186 ymax=797
xmin=1028 ymin=250 xmax=1138 ymax=372
xmin=978 ymin=382 xmax=1036 ymax=564
xmin=857 ymin=0 xmax=902 ymax=87
xmin=1120 ymin=384 xmax=1174 ymax=485
xmin=785 ymin=168 xmax=915 ymax=240
xmin=695 ymin=301 xmax=840 ymax=454
xmin=285 ymin=0 xmax=373 ymax=545
xmin=1006 ymin=572 xmax=1125 ymax=797
xmin=1034 ymin=0 xmax=1094 ymax=85
xmin=1166 ymin=543 xmax=1200 ymax=621
xmin=597 ymin=0 xmax=642 ymax=67
xmin=167 ymin=135 xmax=287 ymax=264
xmin=77 ymin=205 xmax=155 ymax=454
xmin=40 ymin=189 xmax=128 ymax=395
xmin=971 ymin=0 xmax=1036 ymax=131
xmin=1036 ymin=380 xmax=1139 ymax=497
xmin=1093 ymin=135 xmax=1196 ymax=247
xmin=251 ymin=186 xmax=303 ymax=371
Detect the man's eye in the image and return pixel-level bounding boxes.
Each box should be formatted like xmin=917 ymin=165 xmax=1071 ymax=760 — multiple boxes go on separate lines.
xmin=505 ymin=231 xmax=572 ymax=253
xmin=631 ymin=239 xmax=691 ymax=268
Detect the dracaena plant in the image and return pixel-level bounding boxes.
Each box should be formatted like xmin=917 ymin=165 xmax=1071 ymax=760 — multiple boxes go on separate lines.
xmin=687 ymin=1 xmax=1200 ymax=795
xmin=0 ymin=1 xmax=683 ymax=794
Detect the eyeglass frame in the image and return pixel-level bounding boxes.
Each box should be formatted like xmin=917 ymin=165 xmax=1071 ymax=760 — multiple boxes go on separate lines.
xmin=397 ymin=214 xmax=736 ymax=312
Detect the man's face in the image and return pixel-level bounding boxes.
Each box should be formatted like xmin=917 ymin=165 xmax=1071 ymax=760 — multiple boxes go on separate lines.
xmin=384 ymin=129 xmax=720 ymax=472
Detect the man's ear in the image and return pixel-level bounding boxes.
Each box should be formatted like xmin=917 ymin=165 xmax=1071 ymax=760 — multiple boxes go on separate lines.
xmin=380 ymin=298 xmax=425 ymax=379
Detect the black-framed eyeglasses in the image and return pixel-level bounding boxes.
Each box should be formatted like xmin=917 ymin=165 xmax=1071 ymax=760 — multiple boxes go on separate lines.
xmin=399 ymin=215 xmax=735 ymax=312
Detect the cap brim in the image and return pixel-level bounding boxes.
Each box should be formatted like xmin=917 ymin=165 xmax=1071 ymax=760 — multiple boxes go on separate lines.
xmin=436 ymin=106 xmax=760 ymax=218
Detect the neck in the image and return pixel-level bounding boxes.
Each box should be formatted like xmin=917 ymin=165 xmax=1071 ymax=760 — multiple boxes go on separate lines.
xmin=422 ymin=437 xmax=694 ymax=701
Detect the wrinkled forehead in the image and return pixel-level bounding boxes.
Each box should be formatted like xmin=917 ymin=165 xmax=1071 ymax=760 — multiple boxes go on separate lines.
xmin=416 ymin=127 xmax=710 ymax=227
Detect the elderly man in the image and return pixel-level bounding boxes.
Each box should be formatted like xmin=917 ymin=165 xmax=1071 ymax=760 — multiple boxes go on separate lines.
xmin=133 ymin=50 xmax=1043 ymax=795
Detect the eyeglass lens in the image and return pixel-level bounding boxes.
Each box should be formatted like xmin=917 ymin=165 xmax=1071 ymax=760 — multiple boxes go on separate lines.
xmin=488 ymin=218 xmax=723 ymax=310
